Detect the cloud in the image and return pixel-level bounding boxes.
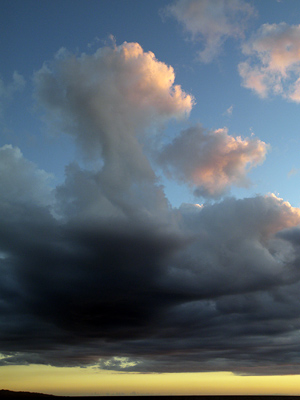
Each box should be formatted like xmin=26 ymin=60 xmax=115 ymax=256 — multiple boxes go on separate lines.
xmin=165 ymin=0 xmax=255 ymax=62
xmin=0 ymin=72 xmax=25 ymax=117
xmin=239 ymin=23 xmax=300 ymax=101
xmin=224 ymin=104 xmax=233 ymax=116
xmin=288 ymin=167 xmax=299 ymax=178
xmin=34 ymin=42 xmax=194 ymax=223
xmin=157 ymin=125 xmax=268 ymax=198
xmin=1 ymin=39 xmax=300 ymax=376
xmin=34 ymin=41 xmax=194 ymax=160
xmin=1 ymin=191 xmax=300 ymax=374
xmin=33 ymin=41 xmax=196 ymax=225
xmin=0 ymin=71 xmax=25 ymax=99
xmin=54 ymin=162 xmax=171 ymax=224
xmin=0 ymin=144 xmax=53 ymax=207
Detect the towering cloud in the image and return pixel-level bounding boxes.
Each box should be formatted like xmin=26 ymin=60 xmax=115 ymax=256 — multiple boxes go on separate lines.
xmin=34 ymin=42 xmax=194 ymax=222
xmin=166 ymin=0 xmax=255 ymax=62
xmin=157 ymin=125 xmax=268 ymax=198
xmin=35 ymin=43 xmax=194 ymax=223
xmin=35 ymin=41 xmax=194 ymax=160
xmin=239 ymin=23 xmax=300 ymax=101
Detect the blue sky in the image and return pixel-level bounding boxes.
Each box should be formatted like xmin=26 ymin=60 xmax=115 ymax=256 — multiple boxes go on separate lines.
xmin=2 ymin=0 xmax=300 ymax=207
xmin=3 ymin=0 xmax=300 ymax=395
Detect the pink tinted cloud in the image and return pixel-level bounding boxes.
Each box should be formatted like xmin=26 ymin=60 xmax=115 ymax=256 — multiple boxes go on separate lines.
xmin=239 ymin=23 xmax=300 ymax=101
xmin=158 ymin=125 xmax=268 ymax=198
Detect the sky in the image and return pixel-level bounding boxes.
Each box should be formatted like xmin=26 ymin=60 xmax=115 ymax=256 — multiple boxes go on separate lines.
xmin=2 ymin=0 xmax=300 ymax=396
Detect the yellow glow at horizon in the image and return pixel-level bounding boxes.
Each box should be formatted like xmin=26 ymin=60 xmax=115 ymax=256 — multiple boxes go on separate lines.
xmin=1 ymin=365 xmax=300 ymax=396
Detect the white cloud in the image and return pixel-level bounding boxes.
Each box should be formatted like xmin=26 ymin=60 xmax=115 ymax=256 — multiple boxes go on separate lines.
xmin=239 ymin=23 xmax=300 ymax=101
xmin=166 ymin=0 xmax=255 ymax=62
xmin=157 ymin=125 xmax=268 ymax=198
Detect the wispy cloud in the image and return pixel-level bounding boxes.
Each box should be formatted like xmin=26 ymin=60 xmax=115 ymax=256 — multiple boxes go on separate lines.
xmin=224 ymin=104 xmax=233 ymax=115
xmin=165 ymin=0 xmax=255 ymax=62
xmin=0 ymin=72 xmax=25 ymax=117
xmin=288 ymin=167 xmax=299 ymax=178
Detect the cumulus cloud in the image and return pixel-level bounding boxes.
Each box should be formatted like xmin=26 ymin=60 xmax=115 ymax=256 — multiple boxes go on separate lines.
xmin=34 ymin=41 xmax=194 ymax=160
xmin=165 ymin=0 xmax=255 ymax=62
xmin=157 ymin=125 xmax=268 ymax=198
xmin=239 ymin=23 xmax=300 ymax=101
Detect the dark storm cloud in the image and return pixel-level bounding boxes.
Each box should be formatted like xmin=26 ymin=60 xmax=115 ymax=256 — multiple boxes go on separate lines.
xmin=0 ymin=206 xmax=183 ymax=345
xmin=1 ymin=175 xmax=300 ymax=374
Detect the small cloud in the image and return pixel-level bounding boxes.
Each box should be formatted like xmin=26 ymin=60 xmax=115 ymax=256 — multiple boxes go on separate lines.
xmin=157 ymin=124 xmax=269 ymax=199
xmin=223 ymin=105 xmax=233 ymax=116
xmin=288 ymin=167 xmax=299 ymax=178
xmin=87 ymin=36 xmax=101 ymax=48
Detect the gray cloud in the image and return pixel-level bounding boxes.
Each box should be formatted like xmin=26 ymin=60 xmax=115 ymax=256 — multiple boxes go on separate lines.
xmin=54 ymin=162 xmax=171 ymax=225
xmin=0 ymin=144 xmax=53 ymax=207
